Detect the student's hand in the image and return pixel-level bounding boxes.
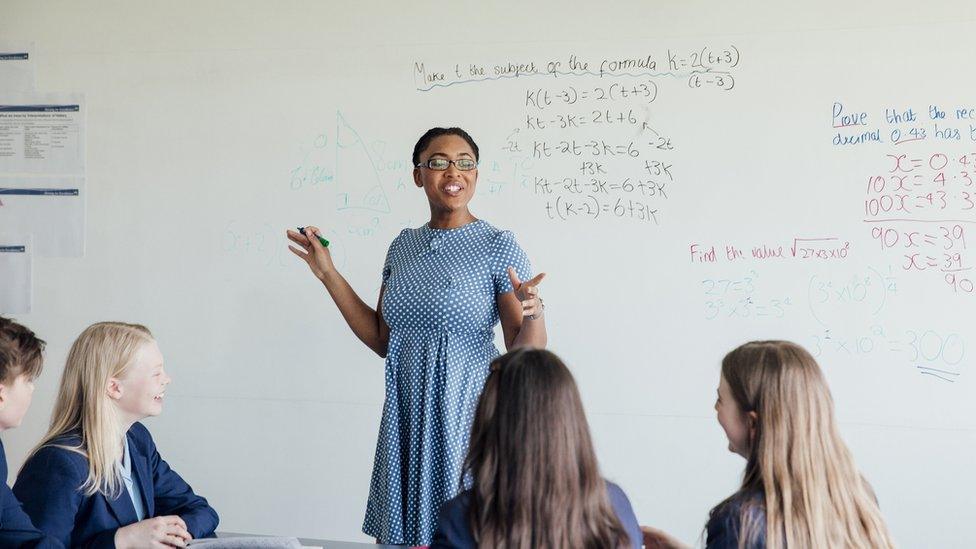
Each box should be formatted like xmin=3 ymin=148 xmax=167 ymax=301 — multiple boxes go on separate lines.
xmin=287 ymin=226 xmax=336 ymax=280
xmin=641 ymin=525 xmax=691 ymax=549
xmin=115 ymin=515 xmax=192 ymax=548
xmin=508 ymin=267 xmax=546 ymax=320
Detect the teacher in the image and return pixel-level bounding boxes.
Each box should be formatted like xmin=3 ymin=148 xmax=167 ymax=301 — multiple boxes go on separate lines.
xmin=287 ymin=127 xmax=547 ymax=545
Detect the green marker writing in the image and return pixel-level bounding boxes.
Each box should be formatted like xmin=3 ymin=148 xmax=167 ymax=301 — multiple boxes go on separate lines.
xmin=298 ymin=226 xmax=329 ymax=248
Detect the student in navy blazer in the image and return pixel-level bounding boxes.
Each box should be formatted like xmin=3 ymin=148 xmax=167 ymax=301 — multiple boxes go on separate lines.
xmin=16 ymin=422 xmax=218 ymax=548
xmin=0 ymin=317 xmax=63 ymax=548
xmin=1 ymin=439 xmax=63 ymax=548
xmin=13 ymin=322 xmax=218 ymax=548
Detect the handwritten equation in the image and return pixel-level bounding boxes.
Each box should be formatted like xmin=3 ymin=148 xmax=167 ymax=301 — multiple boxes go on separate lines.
xmin=525 ymin=82 xmax=659 ymax=110
xmin=861 ymin=149 xmax=974 ymax=295
xmin=689 ymin=237 xmax=851 ymax=264
xmin=544 ymin=195 xmax=658 ymax=222
xmin=810 ymin=325 xmax=964 ymax=383
xmin=417 ymin=46 xmax=741 ymax=226
xmin=700 ymin=269 xmax=794 ymax=320
xmin=413 ymin=47 xmax=741 ymax=91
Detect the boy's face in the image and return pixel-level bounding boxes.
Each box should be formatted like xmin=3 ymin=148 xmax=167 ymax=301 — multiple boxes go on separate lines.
xmin=0 ymin=373 xmax=35 ymax=431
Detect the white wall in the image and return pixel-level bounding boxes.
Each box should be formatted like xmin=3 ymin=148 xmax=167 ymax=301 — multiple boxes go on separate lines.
xmin=3 ymin=2 xmax=975 ymax=546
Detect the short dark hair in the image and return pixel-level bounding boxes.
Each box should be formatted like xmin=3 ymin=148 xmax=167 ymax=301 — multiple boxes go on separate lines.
xmin=412 ymin=127 xmax=480 ymax=167
xmin=0 ymin=317 xmax=45 ymax=383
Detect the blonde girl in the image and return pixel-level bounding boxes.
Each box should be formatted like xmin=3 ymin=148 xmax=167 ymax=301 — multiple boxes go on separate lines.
xmin=643 ymin=341 xmax=895 ymax=549
xmin=14 ymin=322 xmax=218 ymax=548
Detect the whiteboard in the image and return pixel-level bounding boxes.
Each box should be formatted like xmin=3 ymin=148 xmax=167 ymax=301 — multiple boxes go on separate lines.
xmin=3 ymin=2 xmax=974 ymax=547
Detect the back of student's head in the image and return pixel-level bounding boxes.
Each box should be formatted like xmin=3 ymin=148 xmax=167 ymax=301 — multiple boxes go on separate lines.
xmin=33 ymin=321 xmax=154 ymax=497
xmin=463 ymin=348 xmax=629 ymax=549
xmin=0 ymin=316 xmax=45 ymax=383
xmin=718 ymin=340 xmax=894 ymax=549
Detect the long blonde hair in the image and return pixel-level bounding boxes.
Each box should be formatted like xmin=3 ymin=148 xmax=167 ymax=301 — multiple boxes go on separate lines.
xmin=715 ymin=340 xmax=895 ymax=549
xmin=28 ymin=322 xmax=155 ymax=497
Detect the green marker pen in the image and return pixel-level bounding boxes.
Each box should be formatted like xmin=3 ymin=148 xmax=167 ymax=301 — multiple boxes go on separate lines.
xmin=298 ymin=226 xmax=329 ymax=248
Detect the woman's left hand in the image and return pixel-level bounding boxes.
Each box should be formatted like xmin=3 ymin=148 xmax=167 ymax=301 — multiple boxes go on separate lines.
xmin=508 ymin=267 xmax=546 ymax=320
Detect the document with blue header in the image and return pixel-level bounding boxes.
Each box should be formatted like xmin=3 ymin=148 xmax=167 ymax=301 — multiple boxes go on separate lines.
xmin=0 ymin=176 xmax=85 ymax=256
xmin=0 ymin=42 xmax=35 ymax=92
xmin=0 ymin=93 xmax=85 ymax=173
xmin=0 ymin=234 xmax=31 ymax=314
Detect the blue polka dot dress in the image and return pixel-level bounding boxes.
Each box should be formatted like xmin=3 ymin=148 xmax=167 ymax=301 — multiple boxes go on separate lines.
xmin=361 ymin=219 xmax=532 ymax=545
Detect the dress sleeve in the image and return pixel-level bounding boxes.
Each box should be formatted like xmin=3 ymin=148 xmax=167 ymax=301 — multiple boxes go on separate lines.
xmin=382 ymin=230 xmax=406 ymax=284
xmin=490 ymin=230 xmax=532 ymax=295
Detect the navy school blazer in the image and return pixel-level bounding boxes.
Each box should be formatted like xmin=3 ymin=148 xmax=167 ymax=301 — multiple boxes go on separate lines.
xmin=431 ymin=481 xmax=643 ymax=549
xmin=13 ymin=422 xmax=218 ymax=548
xmin=705 ymin=489 xmax=767 ymax=549
xmin=0 ymin=438 xmax=63 ymax=548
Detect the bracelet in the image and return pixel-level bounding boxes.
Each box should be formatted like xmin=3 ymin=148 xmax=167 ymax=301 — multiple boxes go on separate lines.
xmin=528 ymin=297 xmax=545 ymax=321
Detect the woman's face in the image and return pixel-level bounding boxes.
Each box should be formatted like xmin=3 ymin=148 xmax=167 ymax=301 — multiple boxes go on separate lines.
xmin=413 ymin=134 xmax=478 ymax=214
xmin=715 ymin=374 xmax=754 ymax=458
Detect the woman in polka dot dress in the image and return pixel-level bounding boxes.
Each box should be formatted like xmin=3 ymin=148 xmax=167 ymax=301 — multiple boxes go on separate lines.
xmin=287 ymin=127 xmax=548 ymax=545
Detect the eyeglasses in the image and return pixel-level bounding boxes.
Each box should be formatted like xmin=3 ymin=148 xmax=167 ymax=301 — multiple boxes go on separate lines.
xmin=416 ymin=158 xmax=478 ymax=171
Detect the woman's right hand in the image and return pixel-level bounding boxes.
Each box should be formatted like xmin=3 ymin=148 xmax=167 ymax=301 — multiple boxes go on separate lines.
xmin=114 ymin=515 xmax=191 ymax=548
xmin=287 ymin=225 xmax=336 ymax=280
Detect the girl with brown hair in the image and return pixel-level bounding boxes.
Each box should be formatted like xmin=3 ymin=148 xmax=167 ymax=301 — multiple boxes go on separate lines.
xmin=432 ymin=348 xmax=641 ymax=549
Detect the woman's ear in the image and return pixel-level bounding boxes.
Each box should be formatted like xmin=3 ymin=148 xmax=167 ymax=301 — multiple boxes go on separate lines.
xmin=413 ymin=167 xmax=423 ymax=188
xmin=747 ymin=410 xmax=759 ymax=440
xmin=106 ymin=377 xmax=123 ymax=401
